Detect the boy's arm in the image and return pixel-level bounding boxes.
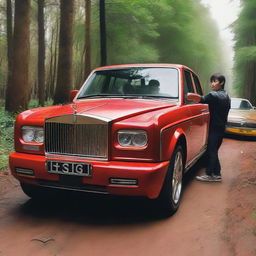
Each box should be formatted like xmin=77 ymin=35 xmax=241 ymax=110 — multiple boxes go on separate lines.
xmin=186 ymin=93 xmax=202 ymax=103
xmin=187 ymin=92 xmax=213 ymax=104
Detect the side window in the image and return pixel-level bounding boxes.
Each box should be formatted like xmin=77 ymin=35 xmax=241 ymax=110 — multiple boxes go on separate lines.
xmin=184 ymin=70 xmax=194 ymax=104
xmin=192 ymin=74 xmax=203 ymax=95
xmin=184 ymin=70 xmax=194 ymax=94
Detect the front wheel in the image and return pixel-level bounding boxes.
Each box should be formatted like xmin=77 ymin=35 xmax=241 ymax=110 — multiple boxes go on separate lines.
xmin=157 ymin=145 xmax=184 ymax=216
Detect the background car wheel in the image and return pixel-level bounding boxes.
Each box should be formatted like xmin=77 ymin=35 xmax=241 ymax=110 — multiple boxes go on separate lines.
xmin=157 ymin=145 xmax=184 ymax=217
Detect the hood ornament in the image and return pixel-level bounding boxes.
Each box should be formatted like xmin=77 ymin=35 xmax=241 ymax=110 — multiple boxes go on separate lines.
xmin=72 ymin=103 xmax=77 ymax=123
xmin=72 ymin=103 xmax=77 ymax=114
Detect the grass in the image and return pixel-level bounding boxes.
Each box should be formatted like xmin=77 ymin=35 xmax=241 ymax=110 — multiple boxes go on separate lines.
xmin=0 ymin=99 xmax=53 ymax=171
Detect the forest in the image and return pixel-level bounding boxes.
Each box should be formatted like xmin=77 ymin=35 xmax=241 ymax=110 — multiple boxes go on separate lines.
xmin=0 ymin=0 xmax=255 ymax=111
xmin=0 ymin=0 xmax=227 ymax=113
xmin=232 ymin=0 xmax=256 ymax=105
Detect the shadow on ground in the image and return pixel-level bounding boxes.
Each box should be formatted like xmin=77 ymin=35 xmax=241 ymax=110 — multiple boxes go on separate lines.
xmin=11 ymin=161 xmax=202 ymax=226
xmin=225 ymin=133 xmax=256 ymax=141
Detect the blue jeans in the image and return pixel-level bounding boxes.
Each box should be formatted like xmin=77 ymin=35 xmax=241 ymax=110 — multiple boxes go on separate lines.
xmin=205 ymin=126 xmax=225 ymax=176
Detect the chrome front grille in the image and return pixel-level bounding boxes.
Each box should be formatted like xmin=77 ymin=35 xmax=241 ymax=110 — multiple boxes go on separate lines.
xmin=45 ymin=114 xmax=109 ymax=159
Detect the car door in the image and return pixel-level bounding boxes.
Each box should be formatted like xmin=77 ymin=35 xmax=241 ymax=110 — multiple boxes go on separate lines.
xmin=191 ymin=72 xmax=209 ymax=148
xmin=183 ymin=70 xmax=209 ymax=164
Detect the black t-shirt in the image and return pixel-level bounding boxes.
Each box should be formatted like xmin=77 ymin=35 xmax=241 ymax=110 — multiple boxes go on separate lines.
xmin=200 ymin=90 xmax=231 ymax=129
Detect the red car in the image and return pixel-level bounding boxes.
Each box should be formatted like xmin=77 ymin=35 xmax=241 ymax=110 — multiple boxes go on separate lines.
xmin=10 ymin=64 xmax=209 ymax=216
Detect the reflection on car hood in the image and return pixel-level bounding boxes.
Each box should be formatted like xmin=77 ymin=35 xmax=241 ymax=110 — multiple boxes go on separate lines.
xmin=20 ymin=98 xmax=177 ymax=124
xmin=73 ymin=98 xmax=177 ymax=121
xmin=228 ymin=109 xmax=256 ymax=123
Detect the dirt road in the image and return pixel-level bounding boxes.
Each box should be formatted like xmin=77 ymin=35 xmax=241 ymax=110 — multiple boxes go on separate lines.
xmin=0 ymin=138 xmax=255 ymax=256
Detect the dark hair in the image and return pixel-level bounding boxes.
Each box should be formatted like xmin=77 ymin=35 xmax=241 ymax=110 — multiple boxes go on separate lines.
xmin=210 ymin=73 xmax=226 ymax=88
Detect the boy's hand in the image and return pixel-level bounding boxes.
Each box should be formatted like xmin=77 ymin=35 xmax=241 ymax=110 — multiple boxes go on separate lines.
xmin=186 ymin=93 xmax=201 ymax=103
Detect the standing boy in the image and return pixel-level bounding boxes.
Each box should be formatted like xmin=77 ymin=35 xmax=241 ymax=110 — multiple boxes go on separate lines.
xmin=188 ymin=73 xmax=231 ymax=182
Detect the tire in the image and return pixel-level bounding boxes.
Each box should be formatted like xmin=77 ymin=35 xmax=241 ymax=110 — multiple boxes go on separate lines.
xmin=157 ymin=145 xmax=184 ymax=217
xmin=20 ymin=182 xmax=46 ymax=199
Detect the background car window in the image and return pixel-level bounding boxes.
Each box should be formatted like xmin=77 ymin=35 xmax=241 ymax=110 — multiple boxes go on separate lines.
xmin=231 ymin=98 xmax=253 ymax=110
xmin=192 ymin=74 xmax=203 ymax=95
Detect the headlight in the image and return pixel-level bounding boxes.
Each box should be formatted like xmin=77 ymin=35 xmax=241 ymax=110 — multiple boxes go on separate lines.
xmin=118 ymin=130 xmax=147 ymax=147
xmin=22 ymin=126 xmax=44 ymax=143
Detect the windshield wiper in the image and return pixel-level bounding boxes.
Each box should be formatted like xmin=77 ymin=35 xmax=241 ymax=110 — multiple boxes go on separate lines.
xmin=77 ymin=94 xmax=177 ymax=100
xmin=140 ymin=95 xmax=178 ymax=99
xmin=77 ymin=94 xmax=120 ymax=99
xmin=77 ymin=94 xmax=144 ymax=99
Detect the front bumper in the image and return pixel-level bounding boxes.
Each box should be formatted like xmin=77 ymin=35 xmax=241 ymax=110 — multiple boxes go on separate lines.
xmin=9 ymin=152 xmax=169 ymax=199
xmin=225 ymin=127 xmax=256 ymax=136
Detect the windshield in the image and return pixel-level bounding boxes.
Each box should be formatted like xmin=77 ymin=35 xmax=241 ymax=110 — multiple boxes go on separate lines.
xmin=231 ymin=98 xmax=253 ymax=110
xmin=77 ymin=67 xmax=179 ymax=99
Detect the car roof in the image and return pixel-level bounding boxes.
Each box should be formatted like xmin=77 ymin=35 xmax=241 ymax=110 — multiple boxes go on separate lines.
xmin=231 ymin=97 xmax=250 ymax=102
xmin=93 ymin=63 xmax=193 ymax=72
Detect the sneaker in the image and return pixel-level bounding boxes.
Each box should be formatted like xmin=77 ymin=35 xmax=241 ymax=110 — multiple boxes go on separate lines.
xmin=196 ymin=175 xmax=219 ymax=182
xmin=212 ymin=175 xmax=222 ymax=182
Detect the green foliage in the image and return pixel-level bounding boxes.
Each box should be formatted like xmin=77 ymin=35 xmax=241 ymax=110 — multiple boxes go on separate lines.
xmin=106 ymin=0 xmax=160 ymax=64
xmin=232 ymin=0 xmax=256 ymax=105
xmin=29 ymin=99 xmax=53 ymax=109
xmin=0 ymin=99 xmax=53 ymax=171
xmin=0 ymin=0 xmax=226 ymax=103
xmin=102 ymin=0 xmax=224 ymax=90
xmin=0 ymin=106 xmax=15 ymax=171
xmin=236 ymin=46 xmax=256 ymax=62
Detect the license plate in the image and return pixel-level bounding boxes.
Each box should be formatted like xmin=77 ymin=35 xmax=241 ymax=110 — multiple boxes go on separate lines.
xmin=47 ymin=161 xmax=92 ymax=177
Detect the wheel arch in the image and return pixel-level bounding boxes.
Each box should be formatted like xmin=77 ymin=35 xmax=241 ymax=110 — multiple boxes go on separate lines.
xmin=161 ymin=127 xmax=187 ymax=164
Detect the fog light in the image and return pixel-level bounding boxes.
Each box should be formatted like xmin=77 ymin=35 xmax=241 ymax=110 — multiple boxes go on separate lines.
xmin=110 ymin=178 xmax=138 ymax=186
xmin=15 ymin=168 xmax=34 ymax=176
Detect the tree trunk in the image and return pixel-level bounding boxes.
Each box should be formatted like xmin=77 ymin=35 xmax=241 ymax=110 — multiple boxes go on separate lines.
xmin=5 ymin=0 xmax=30 ymax=112
xmin=99 ymin=0 xmax=107 ymax=66
xmin=49 ymin=18 xmax=59 ymax=99
xmin=53 ymin=0 xmax=74 ymax=104
xmin=46 ymin=26 xmax=54 ymax=100
xmin=84 ymin=0 xmax=91 ymax=78
xmin=37 ymin=0 xmax=45 ymax=106
xmin=5 ymin=0 xmax=13 ymax=111
xmin=51 ymin=21 xmax=59 ymax=97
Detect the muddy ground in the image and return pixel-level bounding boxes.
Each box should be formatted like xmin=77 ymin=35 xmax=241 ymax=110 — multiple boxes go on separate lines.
xmin=0 ymin=137 xmax=255 ymax=256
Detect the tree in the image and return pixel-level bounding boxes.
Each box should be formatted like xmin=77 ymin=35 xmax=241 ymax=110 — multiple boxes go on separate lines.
xmin=5 ymin=0 xmax=30 ymax=112
xmin=232 ymin=0 xmax=256 ymax=105
xmin=5 ymin=0 xmax=13 ymax=111
xmin=99 ymin=0 xmax=107 ymax=66
xmin=37 ymin=0 xmax=45 ymax=106
xmin=54 ymin=0 xmax=74 ymax=104
xmin=84 ymin=0 xmax=91 ymax=78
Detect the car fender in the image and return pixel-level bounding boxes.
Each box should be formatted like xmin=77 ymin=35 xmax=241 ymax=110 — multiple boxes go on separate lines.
xmin=161 ymin=127 xmax=187 ymax=162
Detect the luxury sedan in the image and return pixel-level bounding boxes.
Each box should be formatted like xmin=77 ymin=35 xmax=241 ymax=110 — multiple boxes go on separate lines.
xmin=226 ymin=98 xmax=256 ymax=136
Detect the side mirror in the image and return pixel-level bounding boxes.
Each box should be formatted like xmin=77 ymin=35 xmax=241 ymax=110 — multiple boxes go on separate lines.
xmin=70 ymin=90 xmax=79 ymax=102
xmin=186 ymin=93 xmax=201 ymax=103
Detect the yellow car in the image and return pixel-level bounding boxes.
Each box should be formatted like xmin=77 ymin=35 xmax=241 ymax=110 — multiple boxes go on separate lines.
xmin=226 ymin=98 xmax=256 ymax=136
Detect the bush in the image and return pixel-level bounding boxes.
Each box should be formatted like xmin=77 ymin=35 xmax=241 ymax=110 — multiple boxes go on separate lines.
xmin=0 ymin=99 xmax=53 ymax=171
xmin=0 ymin=107 xmax=15 ymax=170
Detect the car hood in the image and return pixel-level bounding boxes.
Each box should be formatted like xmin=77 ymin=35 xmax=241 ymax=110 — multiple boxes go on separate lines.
xmin=20 ymin=98 xmax=177 ymax=123
xmin=228 ymin=109 xmax=256 ymax=123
